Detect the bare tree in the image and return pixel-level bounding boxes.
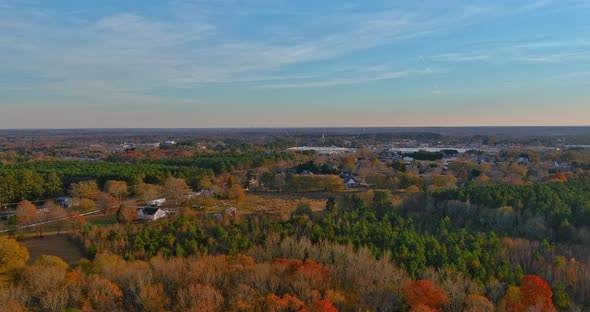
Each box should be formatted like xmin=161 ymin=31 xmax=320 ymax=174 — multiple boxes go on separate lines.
xmin=49 ymin=205 xmax=68 ymax=235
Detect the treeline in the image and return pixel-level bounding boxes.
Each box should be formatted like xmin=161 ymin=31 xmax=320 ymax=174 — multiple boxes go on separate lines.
xmin=0 ymin=152 xmax=293 ymax=204
xmin=150 ymin=152 xmax=293 ymax=175
xmin=1 ymin=236 xmax=559 ymax=312
xmin=402 ymin=150 xmax=444 ymax=161
xmin=431 ymin=180 xmax=590 ymax=243
xmin=0 ymin=170 xmax=62 ymax=204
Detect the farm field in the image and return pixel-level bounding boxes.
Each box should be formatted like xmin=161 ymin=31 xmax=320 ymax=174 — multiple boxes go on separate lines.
xmin=19 ymin=234 xmax=85 ymax=266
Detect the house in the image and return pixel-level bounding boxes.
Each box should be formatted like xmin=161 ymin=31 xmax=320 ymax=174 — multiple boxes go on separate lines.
xmin=517 ymin=154 xmax=529 ymax=164
xmin=342 ymin=176 xmax=361 ymax=187
xmin=214 ymin=207 xmax=238 ymax=218
xmin=138 ymin=207 xmax=167 ymax=221
xmin=56 ymin=197 xmax=77 ymax=208
xmin=0 ymin=211 xmax=16 ymax=220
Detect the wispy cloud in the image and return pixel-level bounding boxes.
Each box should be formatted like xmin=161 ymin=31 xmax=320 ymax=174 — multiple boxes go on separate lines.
xmin=255 ymin=68 xmax=446 ymax=90
xmin=434 ymin=38 xmax=590 ymax=65
xmin=433 ymin=53 xmax=489 ymax=62
xmin=0 ymin=1 xmax=490 ymax=97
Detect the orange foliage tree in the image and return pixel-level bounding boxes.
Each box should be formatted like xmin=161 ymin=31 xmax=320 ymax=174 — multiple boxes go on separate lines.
xmin=402 ymin=280 xmax=449 ymax=311
xmin=500 ymin=275 xmax=555 ymax=312
xmin=313 ymin=298 xmax=339 ymax=312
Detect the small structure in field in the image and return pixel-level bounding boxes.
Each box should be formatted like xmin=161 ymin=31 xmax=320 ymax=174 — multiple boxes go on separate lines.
xmin=147 ymin=198 xmax=166 ymax=207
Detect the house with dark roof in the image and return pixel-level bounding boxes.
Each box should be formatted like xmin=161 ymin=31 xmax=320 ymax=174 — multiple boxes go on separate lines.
xmin=138 ymin=207 xmax=167 ymax=221
xmin=342 ymin=176 xmax=361 ymax=187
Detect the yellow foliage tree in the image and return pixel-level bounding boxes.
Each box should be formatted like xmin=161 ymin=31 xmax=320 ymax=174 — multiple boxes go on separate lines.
xmin=0 ymin=237 xmax=30 ymax=273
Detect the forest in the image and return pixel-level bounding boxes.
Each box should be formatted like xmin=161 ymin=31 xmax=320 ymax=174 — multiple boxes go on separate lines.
xmin=59 ymin=191 xmax=586 ymax=310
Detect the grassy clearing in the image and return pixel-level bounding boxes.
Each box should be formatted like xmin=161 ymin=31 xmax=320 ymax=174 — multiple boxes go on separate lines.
xmin=86 ymin=213 xmax=118 ymax=226
xmin=19 ymin=234 xmax=85 ymax=267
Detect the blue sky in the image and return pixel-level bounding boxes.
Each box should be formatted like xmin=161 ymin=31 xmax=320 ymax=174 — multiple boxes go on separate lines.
xmin=1 ymin=0 xmax=589 ymax=128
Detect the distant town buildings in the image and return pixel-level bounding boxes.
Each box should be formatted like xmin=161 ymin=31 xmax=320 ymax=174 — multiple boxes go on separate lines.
xmin=287 ymin=146 xmax=355 ymax=155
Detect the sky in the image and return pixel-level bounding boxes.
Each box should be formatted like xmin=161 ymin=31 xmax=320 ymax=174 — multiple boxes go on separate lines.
xmin=0 ymin=0 xmax=589 ymax=128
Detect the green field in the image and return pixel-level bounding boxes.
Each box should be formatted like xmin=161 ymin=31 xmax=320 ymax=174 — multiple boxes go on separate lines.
xmin=86 ymin=213 xmax=118 ymax=226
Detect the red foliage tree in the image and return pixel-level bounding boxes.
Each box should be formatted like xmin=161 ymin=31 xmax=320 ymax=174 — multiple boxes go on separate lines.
xmin=272 ymin=258 xmax=332 ymax=290
xmin=313 ymin=298 xmax=339 ymax=312
xmin=520 ymin=275 xmax=554 ymax=312
xmin=402 ymin=280 xmax=449 ymax=312
xmin=410 ymin=304 xmax=437 ymax=312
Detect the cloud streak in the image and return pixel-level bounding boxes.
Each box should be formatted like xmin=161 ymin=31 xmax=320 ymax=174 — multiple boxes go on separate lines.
xmin=255 ymin=68 xmax=446 ymax=90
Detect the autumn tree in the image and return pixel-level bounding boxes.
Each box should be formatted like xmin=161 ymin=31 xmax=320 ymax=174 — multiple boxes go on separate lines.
xmin=402 ymin=280 xmax=449 ymax=311
xmin=78 ymin=198 xmax=97 ymax=211
xmin=500 ymin=285 xmax=524 ymax=311
xmin=69 ymin=180 xmax=100 ymax=200
xmin=32 ymin=255 xmax=69 ymax=270
xmin=136 ymin=182 xmax=161 ymax=203
xmin=226 ymin=184 xmax=246 ymax=203
xmin=19 ymin=264 xmax=69 ymax=312
xmin=176 ymin=284 xmax=225 ymax=312
xmin=85 ymin=274 xmax=123 ymax=311
xmin=520 ymin=275 xmax=554 ymax=311
xmin=16 ymin=199 xmax=37 ymax=229
xmin=313 ymin=298 xmax=339 ymax=312
xmin=138 ymin=283 xmax=169 ymax=312
xmin=104 ymin=180 xmax=128 ymax=208
xmin=0 ymin=237 xmax=30 ymax=273
xmin=68 ymin=211 xmax=86 ymax=234
xmin=96 ymin=192 xmax=117 ymax=214
xmin=463 ymin=294 xmax=494 ymax=312
xmin=117 ymin=205 xmax=137 ymax=225
xmin=164 ymin=177 xmax=191 ymax=207
xmin=49 ymin=205 xmax=68 ymax=234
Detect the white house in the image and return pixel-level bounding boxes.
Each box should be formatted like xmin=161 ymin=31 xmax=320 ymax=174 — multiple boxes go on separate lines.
xmin=138 ymin=207 xmax=167 ymax=221
xmin=342 ymin=176 xmax=361 ymax=187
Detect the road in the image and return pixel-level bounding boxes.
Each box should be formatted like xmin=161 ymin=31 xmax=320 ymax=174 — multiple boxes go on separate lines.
xmin=0 ymin=209 xmax=102 ymax=233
